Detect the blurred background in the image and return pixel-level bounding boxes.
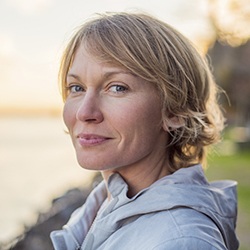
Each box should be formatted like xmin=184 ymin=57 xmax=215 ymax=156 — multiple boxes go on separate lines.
xmin=0 ymin=0 xmax=249 ymax=249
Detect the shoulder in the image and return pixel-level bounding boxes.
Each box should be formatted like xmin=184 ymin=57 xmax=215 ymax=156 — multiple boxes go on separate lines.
xmin=151 ymin=236 xmax=227 ymax=250
xmin=163 ymin=208 xmax=226 ymax=247
xmin=131 ymin=207 xmax=227 ymax=250
xmin=142 ymin=206 xmax=222 ymax=236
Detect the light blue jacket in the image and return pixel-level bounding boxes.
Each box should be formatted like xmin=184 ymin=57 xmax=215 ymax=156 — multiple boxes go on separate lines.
xmin=50 ymin=165 xmax=239 ymax=249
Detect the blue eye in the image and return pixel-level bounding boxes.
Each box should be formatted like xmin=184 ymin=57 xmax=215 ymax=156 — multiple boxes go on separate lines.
xmin=68 ymin=85 xmax=84 ymax=93
xmin=109 ymin=85 xmax=128 ymax=93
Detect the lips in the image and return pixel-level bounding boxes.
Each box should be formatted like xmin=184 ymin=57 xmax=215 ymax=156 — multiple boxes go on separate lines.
xmin=77 ymin=133 xmax=111 ymax=147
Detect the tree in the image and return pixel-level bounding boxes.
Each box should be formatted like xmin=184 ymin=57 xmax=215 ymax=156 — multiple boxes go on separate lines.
xmin=208 ymin=0 xmax=250 ymax=46
xmin=207 ymin=0 xmax=250 ymax=127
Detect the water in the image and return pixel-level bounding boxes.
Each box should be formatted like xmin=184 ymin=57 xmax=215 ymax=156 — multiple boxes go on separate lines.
xmin=0 ymin=116 xmax=95 ymax=244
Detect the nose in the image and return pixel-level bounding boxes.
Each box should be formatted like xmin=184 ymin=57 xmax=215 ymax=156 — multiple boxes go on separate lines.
xmin=76 ymin=91 xmax=104 ymax=123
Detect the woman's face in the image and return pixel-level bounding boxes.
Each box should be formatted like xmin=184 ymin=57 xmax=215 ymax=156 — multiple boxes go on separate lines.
xmin=63 ymin=45 xmax=169 ymax=173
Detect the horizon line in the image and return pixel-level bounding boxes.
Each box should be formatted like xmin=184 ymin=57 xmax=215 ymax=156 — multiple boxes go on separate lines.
xmin=0 ymin=106 xmax=62 ymax=117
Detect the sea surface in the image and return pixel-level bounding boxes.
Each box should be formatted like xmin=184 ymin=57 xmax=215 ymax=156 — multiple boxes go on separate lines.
xmin=0 ymin=116 xmax=95 ymax=244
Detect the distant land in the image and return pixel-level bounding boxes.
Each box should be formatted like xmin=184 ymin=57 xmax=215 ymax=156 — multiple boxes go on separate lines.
xmin=0 ymin=105 xmax=62 ymax=117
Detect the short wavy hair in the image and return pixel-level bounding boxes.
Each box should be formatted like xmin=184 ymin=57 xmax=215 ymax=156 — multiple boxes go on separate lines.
xmin=59 ymin=12 xmax=225 ymax=172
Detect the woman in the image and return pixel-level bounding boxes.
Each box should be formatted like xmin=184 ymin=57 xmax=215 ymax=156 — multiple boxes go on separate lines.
xmin=51 ymin=12 xmax=239 ymax=249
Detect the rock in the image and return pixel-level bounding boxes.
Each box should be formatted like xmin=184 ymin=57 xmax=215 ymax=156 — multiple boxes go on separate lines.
xmin=4 ymin=185 xmax=93 ymax=250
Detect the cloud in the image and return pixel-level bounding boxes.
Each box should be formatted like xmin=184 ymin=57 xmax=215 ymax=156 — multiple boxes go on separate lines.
xmin=0 ymin=34 xmax=15 ymax=85
xmin=5 ymin=0 xmax=52 ymax=14
xmin=0 ymin=34 xmax=16 ymax=57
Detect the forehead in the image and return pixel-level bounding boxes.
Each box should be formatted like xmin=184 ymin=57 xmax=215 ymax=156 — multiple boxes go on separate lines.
xmin=68 ymin=43 xmax=130 ymax=76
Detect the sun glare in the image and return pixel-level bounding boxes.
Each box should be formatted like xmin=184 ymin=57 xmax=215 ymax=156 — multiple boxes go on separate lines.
xmin=210 ymin=0 xmax=250 ymax=46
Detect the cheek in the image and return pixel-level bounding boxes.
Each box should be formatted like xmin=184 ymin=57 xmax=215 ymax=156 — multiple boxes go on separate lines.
xmin=121 ymin=100 xmax=163 ymax=137
xmin=63 ymin=102 xmax=75 ymax=132
xmin=139 ymin=100 xmax=162 ymax=126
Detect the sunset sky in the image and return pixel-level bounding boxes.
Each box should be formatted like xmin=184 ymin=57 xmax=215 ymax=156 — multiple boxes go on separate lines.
xmin=0 ymin=0 xmax=214 ymax=113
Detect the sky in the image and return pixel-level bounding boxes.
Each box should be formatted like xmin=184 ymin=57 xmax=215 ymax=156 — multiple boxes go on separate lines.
xmin=0 ymin=0 xmax=214 ymax=112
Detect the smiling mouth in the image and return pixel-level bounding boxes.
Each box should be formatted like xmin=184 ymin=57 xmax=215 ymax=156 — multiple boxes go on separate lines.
xmin=77 ymin=134 xmax=111 ymax=147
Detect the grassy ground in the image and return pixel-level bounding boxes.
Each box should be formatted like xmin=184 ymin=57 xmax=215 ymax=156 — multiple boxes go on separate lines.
xmin=205 ymin=147 xmax=250 ymax=250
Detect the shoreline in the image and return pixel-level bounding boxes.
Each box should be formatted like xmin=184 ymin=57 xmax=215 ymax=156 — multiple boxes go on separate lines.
xmin=1 ymin=173 xmax=101 ymax=250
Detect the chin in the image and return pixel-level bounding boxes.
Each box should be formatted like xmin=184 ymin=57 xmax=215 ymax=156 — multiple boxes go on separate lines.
xmin=77 ymin=159 xmax=114 ymax=172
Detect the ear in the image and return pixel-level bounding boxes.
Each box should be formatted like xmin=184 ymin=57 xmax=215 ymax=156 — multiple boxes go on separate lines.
xmin=162 ymin=116 xmax=185 ymax=132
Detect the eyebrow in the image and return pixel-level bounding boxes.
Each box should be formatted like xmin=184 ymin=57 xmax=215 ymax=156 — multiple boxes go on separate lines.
xmin=102 ymin=70 xmax=136 ymax=79
xmin=67 ymin=73 xmax=81 ymax=81
xmin=67 ymin=70 xmax=137 ymax=82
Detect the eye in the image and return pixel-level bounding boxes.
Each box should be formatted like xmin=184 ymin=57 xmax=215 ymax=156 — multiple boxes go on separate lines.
xmin=109 ymin=85 xmax=128 ymax=94
xmin=67 ymin=84 xmax=84 ymax=93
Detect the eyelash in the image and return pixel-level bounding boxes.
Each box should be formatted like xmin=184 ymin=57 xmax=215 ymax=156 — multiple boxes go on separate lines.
xmin=66 ymin=85 xmax=84 ymax=93
xmin=65 ymin=83 xmax=128 ymax=95
xmin=109 ymin=84 xmax=128 ymax=93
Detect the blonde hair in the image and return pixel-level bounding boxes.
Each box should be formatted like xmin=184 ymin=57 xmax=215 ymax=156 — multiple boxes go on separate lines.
xmin=59 ymin=12 xmax=225 ymax=172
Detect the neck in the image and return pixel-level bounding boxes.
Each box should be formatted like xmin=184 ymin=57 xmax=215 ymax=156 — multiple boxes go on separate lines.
xmin=101 ymin=154 xmax=170 ymax=199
